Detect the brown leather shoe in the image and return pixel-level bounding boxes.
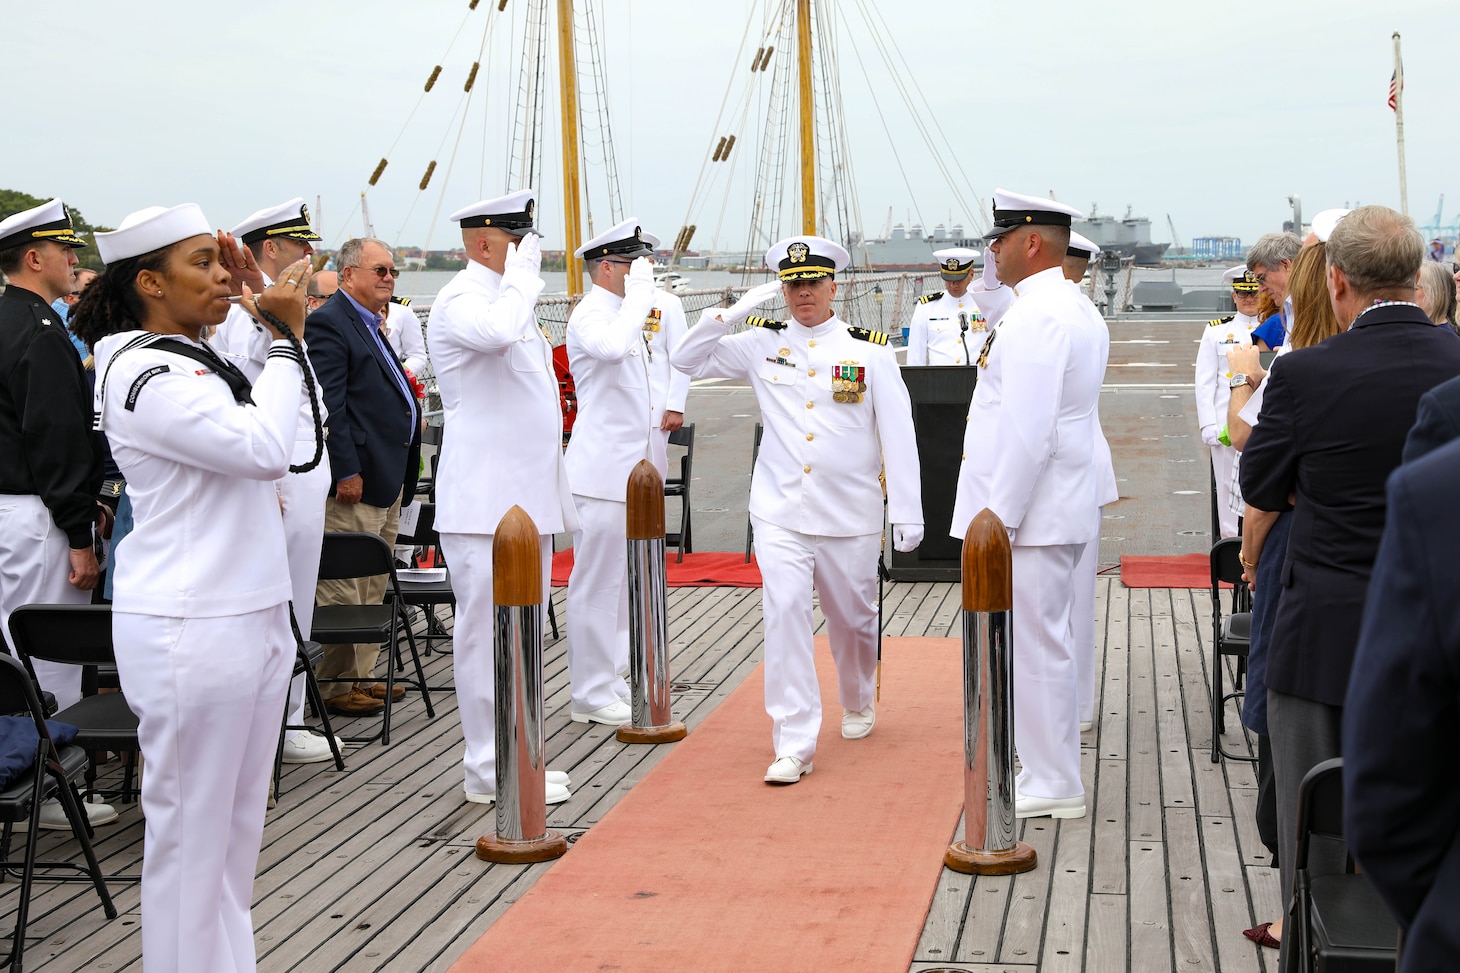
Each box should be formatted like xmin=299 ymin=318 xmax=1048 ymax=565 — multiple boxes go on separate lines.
xmin=325 ymin=689 xmax=385 ymax=715
xmin=367 ymin=683 xmax=406 ymax=700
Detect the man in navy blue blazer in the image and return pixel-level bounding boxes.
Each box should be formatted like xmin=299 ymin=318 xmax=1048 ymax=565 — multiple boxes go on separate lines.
xmin=306 ymin=238 xmax=421 ymax=714
xmin=1239 ymin=205 xmax=1460 ymax=968
xmin=1344 ymin=438 xmax=1460 ymax=972
xmin=1402 ymin=371 xmax=1460 ymax=462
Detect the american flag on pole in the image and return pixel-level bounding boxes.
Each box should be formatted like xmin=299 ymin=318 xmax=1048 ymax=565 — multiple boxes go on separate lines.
xmin=1389 ymin=69 xmax=1402 ymax=111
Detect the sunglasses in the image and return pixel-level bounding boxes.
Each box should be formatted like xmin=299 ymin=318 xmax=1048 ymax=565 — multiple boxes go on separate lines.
xmin=352 ymin=264 xmax=401 ymax=279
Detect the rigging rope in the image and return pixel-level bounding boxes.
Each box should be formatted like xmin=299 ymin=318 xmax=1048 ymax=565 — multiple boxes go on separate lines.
xmin=419 ymin=10 xmax=497 ymax=250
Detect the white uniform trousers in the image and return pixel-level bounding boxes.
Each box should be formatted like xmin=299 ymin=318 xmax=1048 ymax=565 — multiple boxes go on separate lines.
xmin=279 ymin=457 xmax=330 ymax=741
xmin=1012 ymin=543 xmax=1085 ymax=800
xmin=0 ymin=494 xmax=88 ymax=710
xmin=751 ymin=517 xmax=880 ymax=764
xmin=1209 ymin=444 xmax=1239 ymax=538
xmin=566 ymin=496 xmax=633 ymax=712
xmin=113 ymin=604 xmax=294 ymax=973
xmin=439 ymin=531 xmax=552 ymax=796
xmin=1072 ymin=508 xmax=1102 ymax=726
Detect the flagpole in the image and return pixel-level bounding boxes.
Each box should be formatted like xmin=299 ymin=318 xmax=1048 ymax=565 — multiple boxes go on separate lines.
xmin=1393 ymin=31 xmax=1408 ymax=217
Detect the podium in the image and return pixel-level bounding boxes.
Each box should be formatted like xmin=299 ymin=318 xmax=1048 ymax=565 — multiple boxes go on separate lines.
xmin=892 ymin=365 xmax=978 ymax=581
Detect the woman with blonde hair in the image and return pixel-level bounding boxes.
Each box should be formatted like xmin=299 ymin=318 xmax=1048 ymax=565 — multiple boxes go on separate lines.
xmin=1415 ymin=260 xmax=1459 ymax=331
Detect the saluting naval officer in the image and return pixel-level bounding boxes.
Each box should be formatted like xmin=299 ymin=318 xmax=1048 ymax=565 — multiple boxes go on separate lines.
xmin=1062 ymin=231 xmax=1118 ymax=734
xmin=951 ymin=189 xmax=1106 ymax=819
xmin=672 ymin=236 xmax=923 ymax=784
xmin=214 ymin=198 xmax=336 ymax=764
xmin=425 ymin=190 xmax=574 ymax=806
xmin=1194 ymin=265 xmax=1260 ymax=538
xmin=563 ymin=218 xmax=690 ymax=725
xmin=906 ymin=247 xmax=985 ymax=366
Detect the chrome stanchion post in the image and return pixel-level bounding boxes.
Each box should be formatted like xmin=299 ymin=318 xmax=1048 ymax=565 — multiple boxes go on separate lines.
xmin=476 ymin=505 xmax=567 ymax=864
xmin=945 ymin=508 xmax=1037 ymax=875
xmin=618 ymin=460 xmax=688 ymax=744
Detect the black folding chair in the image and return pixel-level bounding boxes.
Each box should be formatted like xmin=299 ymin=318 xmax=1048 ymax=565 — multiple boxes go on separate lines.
xmin=1292 ymin=758 xmax=1400 ymax=972
xmin=6 ymin=605 xmax=140 ymax=803
xmin=394 ymin=502 xmax=456 ymax=655
xmin=273 ymin=606 xmax=345 ymax=798
xmin=664 ymin=423 xmax=695 ymax=562
xmin=0 ymin=654 xmax=116 ymax=971
xmin=744 ymin=421 xmax=764 ymax=563
xmin=1209 ymin=537 xmax=1255 ymax=764
xmin=312 ymin=532 xmax=435 ymax=745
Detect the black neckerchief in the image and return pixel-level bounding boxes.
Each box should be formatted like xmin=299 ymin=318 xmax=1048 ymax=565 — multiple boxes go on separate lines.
xmin=153 ymin=337 xmax=255 ymax=405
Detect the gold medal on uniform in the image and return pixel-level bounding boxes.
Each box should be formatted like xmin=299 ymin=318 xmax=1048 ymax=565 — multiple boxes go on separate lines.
xmin=833 ymin=363 xmax=865 ymax=403
xmin=643 ymin=308 xmax=662 ymax=335
xmin=976 ymin=330 xmax=998 ymax=369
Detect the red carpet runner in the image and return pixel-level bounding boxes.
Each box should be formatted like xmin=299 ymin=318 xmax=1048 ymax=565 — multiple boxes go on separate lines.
xmin=551 ymin=548 xmax=763 ymax=587
xmin=451 ymin=637 xmax=965 ymax=973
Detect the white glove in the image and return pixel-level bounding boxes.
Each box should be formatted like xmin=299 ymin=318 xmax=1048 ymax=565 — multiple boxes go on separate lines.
xmin=624 ymin=255 xmax=655 ymax=301
xmin=981 ymin=250 xmax=1003 ymax=290
xmin=893 ymin=523 xmax=924 ymax=552
xmin=721 ymin=281 xmax=783 ymax=326
xmin=1200 ymin=425 xmax=1221 ymax=447
xmin=505 ymin=233 xmax=541 ymax=276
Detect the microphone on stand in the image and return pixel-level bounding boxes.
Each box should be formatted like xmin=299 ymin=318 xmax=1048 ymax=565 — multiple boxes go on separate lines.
xmin=959 ymin=312 xmax=973 ymax=366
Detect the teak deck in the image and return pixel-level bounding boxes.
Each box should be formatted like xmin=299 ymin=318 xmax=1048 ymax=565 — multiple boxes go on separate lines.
xmin=10 ymin=577 xmax=1275 ymax=972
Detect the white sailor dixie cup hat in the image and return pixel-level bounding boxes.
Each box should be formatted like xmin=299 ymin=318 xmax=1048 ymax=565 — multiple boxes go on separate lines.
xmin=450 ymin=189 xmax=540 ymax=237
xmin=574 ymin=217 xmax=657 ymax=260
xmin=933 ymin=246 xmax=979 ymax=280
xmin=231 ymin=197 xmax=322 ymax=245
xmin=983 ymin=188 xmax=1084 ymax=241
xmin=1066 ymin=231 xmax=1100 ymax=259
xmin=1309 ymin=208 xmax=1351 ymax=244
xmin=766 ymin=235 xmax=850 ymax=281
xmin=95 ymin=204 xmax=212 ymax=265
xmin=1223 ymin=265 xmax=1260 ymax=292
xmin=0 ymin=198 xmax=88 ymax=252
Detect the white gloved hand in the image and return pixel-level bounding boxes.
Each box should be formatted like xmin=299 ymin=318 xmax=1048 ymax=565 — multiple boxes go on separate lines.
xmin=721 ymin=281 xmax=783 ymax=325
xmin=1200 ymin=425 xmax=1221 ymax=447
xmin=893 ymin=523 xmax=924 ymax=552
xmin=504 ymin=233 xmax=542 ymax=277
xmin=623 ymin=255 xmax=656 ymax=301
xmin=980 ymin=250 xmax=1002 ymax=290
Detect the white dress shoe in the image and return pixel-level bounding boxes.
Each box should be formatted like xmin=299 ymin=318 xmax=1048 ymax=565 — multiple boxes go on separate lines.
xmin=841 ymin=704 xmax=876 ymax=740
xmin=281 ymin=731 xmax=336 ymax=764
xmin=547 ymin=770 xmax=571 ymax=787
xmin=1079 ymin=720 xmax=1094 ymax=733
xmin=570 ymin=700 xmax=631 ymax=725
xmin=1014 ymin=793 xmax=1086 ymax=819
xmin=764 ymin=756 xmax=813 ymax=784
xmin=465 ymin=781 xmax=572 ymax=806
xmin=37 ymin=798 xmax=118 ymax=830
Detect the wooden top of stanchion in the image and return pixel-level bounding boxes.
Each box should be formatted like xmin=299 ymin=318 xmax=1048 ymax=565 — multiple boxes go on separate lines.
xmin=962 ymin=508 xmax=1012 ymax=612
xmin=626 ymin=459 xmax=666 ymax=541
xmin=493 ymin=505 xmax=542 ymax=606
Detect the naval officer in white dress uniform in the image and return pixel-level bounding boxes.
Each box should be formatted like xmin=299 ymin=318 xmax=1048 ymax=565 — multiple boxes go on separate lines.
xmin=84 ymin=203 xmax=313 ymax=973
xmin=1194 ymin=265 xmax=1261 ymax=538
xmin=426 ymin=190 xmax=574 ymax=806
xmin=951 ymin=189 xmax=1106 ymax=819
xmin=214 ymin=197 xmax=335 ymax=765
xmin=673 ymin=236 xmax=924 ymax=784
xmin=906 ymin=247 xmax=986 ymax=366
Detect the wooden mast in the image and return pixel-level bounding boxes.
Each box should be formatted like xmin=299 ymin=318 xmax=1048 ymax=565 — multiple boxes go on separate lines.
xmin=558 ymin=0 xmax=584 ymax=295
xmin=796 ymin=0 xmax=816 ymax=235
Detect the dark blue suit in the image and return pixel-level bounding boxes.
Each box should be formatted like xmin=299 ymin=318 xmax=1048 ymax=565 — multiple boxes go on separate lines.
xmin=1402 ymin=371 xmax=1460 ymax=463
xmin=305 ymin=292 xmax=420 ymax=507
xmin=1344 ymin=438 xmax=1460 ymax=972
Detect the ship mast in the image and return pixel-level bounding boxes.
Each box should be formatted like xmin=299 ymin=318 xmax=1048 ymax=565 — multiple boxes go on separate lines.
xmin=796 ymin=0 xmax=816 ymax=235
xmin=558 ymin=0 xmax=585 ymax=295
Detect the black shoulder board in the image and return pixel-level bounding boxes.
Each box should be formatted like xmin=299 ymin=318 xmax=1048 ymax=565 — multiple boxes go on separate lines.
xmin=390 ymin=295 xmax=411 ymax=307
xmin=746 ymin=315 xmax=786 ymax=331
xmin=1207 ymin=314 xmax=1235 ymax=327
xmin=848 ymin=327 xmax=889 ymax=345
xmin=917 ymin=291 xmax=944 ymax=304
xmin=125 ymin=365 xmax=171 ymax=412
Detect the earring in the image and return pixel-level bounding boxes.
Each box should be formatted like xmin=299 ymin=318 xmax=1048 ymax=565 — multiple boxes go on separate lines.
xmin=157 ymin=290 xmax=163 ymax=296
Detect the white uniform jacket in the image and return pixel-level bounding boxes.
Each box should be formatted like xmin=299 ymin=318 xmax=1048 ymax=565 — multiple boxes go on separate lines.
xmin=906 ymin=291 xmax=986 ymax=366
xmin=383 ymin=301 xmax=429 ymax=377
xmin=214 ymin=301 xmax=329 ymax=444
xmin=968 ymin=279 xmax=1015 ymax=330
xmin=1194 ymin=311 xmax=1259 ymax=436
xmin=563 ymin=283 xmax=667 ymax=500
xmin=1074 ymin=285 xmax=1119 ymax=506
xmin=673 ymin=311 xmax=922 ymax=536
xmin=426 ymin=259 xmax=577 ymax=536
xmin=93 ymin=330 xmax=303 ymax=617
xmin=951 ymin=267 xmax=1106 ymax=545
xmin=647 ymin=290 xmax=691 ymax=421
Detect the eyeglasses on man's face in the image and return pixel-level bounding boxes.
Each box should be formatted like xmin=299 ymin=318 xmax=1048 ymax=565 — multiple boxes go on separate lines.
xmin=351 ymin=264 xmax=400 ymax=279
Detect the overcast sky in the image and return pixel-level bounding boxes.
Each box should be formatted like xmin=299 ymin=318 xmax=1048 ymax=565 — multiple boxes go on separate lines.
xmin=5 ymin=0 xmax=1453 ymax=254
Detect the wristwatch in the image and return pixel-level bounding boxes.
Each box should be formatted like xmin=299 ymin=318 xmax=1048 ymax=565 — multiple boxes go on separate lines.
xmin=1228 ymin=373 xmax=1249 ymax=389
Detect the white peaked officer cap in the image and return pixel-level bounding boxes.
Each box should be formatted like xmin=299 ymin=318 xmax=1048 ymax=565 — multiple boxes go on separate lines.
xmin=1223 ymin=264 xmax=1261 ymax=292
xmin=983 ymin=188 xmax=1084 ymax=240
xmin=575 ymin=217 xmax=657 ymax=260
xmin=231 ymin=197 xmax=321 ymax=245
xmin=932 ymin=246 xmax=979 ymax=279
xmin=450 ymin=189 xmax=540 ymax=237
xmin=1066 ymin=232 xmax=1100 ymax=259
xmin=95 ymin=204 xmax=212 ymax=265
xmin=1310 ymin=208 xmax=1351 ymax=244
xmin=0 ymin=198 xmax=87 ymax=252
xmin=765 ymin=235 xmax=850 ymax=281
